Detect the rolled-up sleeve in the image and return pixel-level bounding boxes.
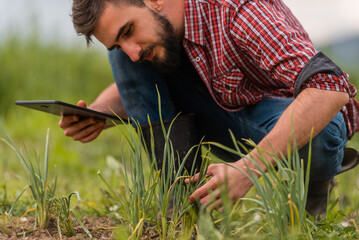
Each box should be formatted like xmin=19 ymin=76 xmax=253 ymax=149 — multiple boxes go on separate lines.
xmin=294 ymin=52 xmax=356 ymax=98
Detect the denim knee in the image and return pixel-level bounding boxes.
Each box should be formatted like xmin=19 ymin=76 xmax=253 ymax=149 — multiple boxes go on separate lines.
xmin=299 ymin=112 xmax=347 ymax=182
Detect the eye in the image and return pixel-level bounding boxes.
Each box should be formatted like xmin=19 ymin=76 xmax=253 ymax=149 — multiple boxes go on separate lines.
xmin=123 ymin=24 xmax=133 ymax=38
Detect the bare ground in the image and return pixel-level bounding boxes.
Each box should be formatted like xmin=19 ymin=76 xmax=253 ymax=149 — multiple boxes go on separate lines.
xmin=0 ymin=216 xmax=115 ymax=240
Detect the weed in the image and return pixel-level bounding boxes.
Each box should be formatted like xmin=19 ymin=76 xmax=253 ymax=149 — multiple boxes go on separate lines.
xmin=54 ymin=191 xmax=81 ymax=237
xmin=0 ymin=214 xmax=12 ymax=237
xmin=0 ymin=183 xmax=11 ymax=217
xmin=0 ymin=183 xmax=29 ymax=237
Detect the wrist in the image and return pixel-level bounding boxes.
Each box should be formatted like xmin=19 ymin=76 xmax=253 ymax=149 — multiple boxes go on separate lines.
xmin=233 ymin=154 xmax=269 ymax=178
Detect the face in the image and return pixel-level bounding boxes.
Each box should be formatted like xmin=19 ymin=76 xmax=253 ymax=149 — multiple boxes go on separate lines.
xmin=93 ymin=2 xmax=181 ymax=72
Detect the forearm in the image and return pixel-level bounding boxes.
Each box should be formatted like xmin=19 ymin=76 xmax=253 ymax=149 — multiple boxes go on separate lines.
xmin=188 ymin=88 xmax=349 ymax=205
xmin=89 ymin=83 xmax=128 ymax=119
xmin=241 ymin=88 xmax=349 ymax=172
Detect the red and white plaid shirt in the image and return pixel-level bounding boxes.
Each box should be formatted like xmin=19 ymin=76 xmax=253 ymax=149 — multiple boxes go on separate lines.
xmin=183 ymin=0 xmax=359 ymax=137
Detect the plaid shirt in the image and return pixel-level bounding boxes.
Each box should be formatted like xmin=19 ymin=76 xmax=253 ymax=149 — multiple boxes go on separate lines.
xmin=183 ymin=0 xmax=359 ymax=137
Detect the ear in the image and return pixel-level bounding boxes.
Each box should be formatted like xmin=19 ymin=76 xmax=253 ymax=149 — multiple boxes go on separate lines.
xmin=144 ymin=0 xmax=164 ymax=12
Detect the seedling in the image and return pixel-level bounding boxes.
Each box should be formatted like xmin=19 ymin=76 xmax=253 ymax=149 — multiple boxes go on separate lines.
xmin=97 ymin=117 xmax=159 ymax=239
xmin=0 ymin=183 xmax=11 ymax=236
xmin=1 ymin=128 xmax=57 ymax=229
xmin=54 ymin=191 xmax=87 ymax=238
xmin=98 ymin=97 xmax=209 ymax=239
xmin=202 ymin=128 xmax=314 ymax=238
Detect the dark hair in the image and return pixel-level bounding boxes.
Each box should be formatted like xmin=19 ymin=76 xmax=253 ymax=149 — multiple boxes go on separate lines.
xmin=71 ymin=0 xmax=145 ymax=45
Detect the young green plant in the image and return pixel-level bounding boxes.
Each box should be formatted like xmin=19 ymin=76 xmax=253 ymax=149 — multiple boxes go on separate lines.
xmin=141 ymin=90 xmax=209 ymax=240
xmin=54 ymin=191 xmax=92 ymax=238
xmin=0 ymin=183 xmax=11 ymax=237
xmin=146 ymin=114 xmax=208 ymax=240
xmin=1 ymin=128 xmax=57 ymax=229
xmin=203 ymin=129 xmax=313 ymax=239
xmin=97 ymin=119 xmax=159 ymax=239
xmin=98 ymin=114 xmax=208 ymax=239
xmin=0 ymin=183 xmax=29 ymax=237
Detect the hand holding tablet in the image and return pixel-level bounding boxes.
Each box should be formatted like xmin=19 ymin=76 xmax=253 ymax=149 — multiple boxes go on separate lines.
xmin=15 ymin=100 xmax=126 ymax=127
xmin=15 ymin=100 xmax=127 ymax=143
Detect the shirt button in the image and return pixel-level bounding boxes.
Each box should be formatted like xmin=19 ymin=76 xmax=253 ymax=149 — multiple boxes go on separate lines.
xmin=195 ymin=57 xmax=201 ymax=62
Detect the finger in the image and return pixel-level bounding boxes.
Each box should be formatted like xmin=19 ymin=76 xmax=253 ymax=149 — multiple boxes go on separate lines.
xmin=77 ymin=100 xmax=87 ymax=108
xmin=188 ymin=177 xmax=218 ymax=203
xmin=206 ymin=164 xmax=220 ymax=175
xmin=185 ymin=172 xmax=200 ymax=184
xmin=72 ymin=121 xmax=105 ymax=141
xmin=59 ymin=115 xmax=80 ymax=129
xmin=200 ymin=188 xmax=221 ymax=206
xmin=79 ymin=127 xmax=103 ymax=143
xmin=218 ymin=206 xmax=224 ymax=213
xmin=63 ymin=118 xmax=97 ymax=137
xmin=206 ymin=198 xmax=223 ymax=212
xmin=185 ymin=164 xmax=216 ymax=184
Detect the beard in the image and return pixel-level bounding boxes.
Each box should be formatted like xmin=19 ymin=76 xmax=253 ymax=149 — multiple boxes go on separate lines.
xmin=140 ymin=9 xmax=181 ymax=72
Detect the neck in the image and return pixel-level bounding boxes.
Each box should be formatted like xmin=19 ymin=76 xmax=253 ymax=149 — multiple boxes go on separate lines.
xmin=161 ymin=0 xmax=185 ymax=40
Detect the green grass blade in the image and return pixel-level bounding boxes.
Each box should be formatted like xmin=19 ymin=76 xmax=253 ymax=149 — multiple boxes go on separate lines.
xmin=43 ymin=128 xmax=50 ymax=191
xmin=0 ymin=130 xmax=30 ymax=176
xmin=8 ymin=185 xmax=30 ymax=216
xmin=70 ymin=209 xmax=93 ymax=239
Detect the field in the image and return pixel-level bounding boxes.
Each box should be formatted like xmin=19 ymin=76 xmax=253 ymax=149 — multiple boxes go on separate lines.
xmin=1 ymin=36 xmax=359 ymax=239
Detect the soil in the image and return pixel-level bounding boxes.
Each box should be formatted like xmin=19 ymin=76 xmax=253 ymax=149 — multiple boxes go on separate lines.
xmin=0 ymin=216 xmax=115 ymax=240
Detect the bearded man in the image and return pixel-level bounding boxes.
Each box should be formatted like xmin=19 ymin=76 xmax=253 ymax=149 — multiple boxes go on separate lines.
xmin=60 ymin=0 xmax=359 ymax=219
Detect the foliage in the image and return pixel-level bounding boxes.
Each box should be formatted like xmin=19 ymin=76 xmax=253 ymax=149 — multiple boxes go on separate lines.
xmin=98 ymin=112 xmax=209 ymax=239
xmin=190 ymin=130 xmax=311 ymax=239
xmin=53 ymin=191 xmax=88 ymax=238
xmin=1 ymin=129 xmax=56 ymax=229
xmin=241 ymin=136 xmax=313 ymax=238
xmin=311 ymin=210 xmax=359 ymax=239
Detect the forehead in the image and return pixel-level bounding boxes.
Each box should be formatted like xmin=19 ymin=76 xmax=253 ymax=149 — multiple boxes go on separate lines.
xmin=93 ymin=2 xmax=149 ymax=46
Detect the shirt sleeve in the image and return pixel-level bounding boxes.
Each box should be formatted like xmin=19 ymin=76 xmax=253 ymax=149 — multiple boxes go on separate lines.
xmin=229 ymin=0 xmax=355 ymax=97
xmin=294 ymin=52 xmax=356 ymax=97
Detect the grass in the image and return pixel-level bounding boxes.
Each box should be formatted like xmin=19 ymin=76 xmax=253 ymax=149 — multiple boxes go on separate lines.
xmin=98 ymin=109 xmax=208 ymax=239
xmin=96 ymin=118 xmax=159 ymax=238
xmin=204 ymin=129 xmax=314 ymax=239
xmin=1 ymin=36 xmax=359 ymax=239
xmin=54 ymin=191 xmax=83 ymax=237
xmin=1 ymin=129 xmax=96 ymax=238
xmin=1 ymin=128 xmax=57 ymax=229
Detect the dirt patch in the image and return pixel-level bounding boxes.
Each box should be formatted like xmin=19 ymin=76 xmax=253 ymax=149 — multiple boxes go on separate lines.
xmin=0 ymin=216 xmax=115 ymax=239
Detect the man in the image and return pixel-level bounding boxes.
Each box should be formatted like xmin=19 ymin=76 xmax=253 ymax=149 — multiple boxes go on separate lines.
xmin=61 ymin=0 xmax=359 ymax=218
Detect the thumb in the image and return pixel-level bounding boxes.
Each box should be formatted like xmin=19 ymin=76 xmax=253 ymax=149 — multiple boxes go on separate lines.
xmin=77 ymin=100 xmax=87 ymax=108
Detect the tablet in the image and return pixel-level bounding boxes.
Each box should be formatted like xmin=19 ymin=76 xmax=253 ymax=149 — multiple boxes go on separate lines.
xmin=15 ymin=100 xmax=127 ymax=126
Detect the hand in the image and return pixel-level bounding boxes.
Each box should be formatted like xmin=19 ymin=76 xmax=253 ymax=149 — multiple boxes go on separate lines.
xmin=187 ymin=160 xmax=255 ymax=211
xmin=58 ymin=100 xmax=106 ymax=143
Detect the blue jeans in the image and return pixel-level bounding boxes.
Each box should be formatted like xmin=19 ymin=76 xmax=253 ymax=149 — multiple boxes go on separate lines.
xmin=108 ymin=49 xmax=347 ymax=182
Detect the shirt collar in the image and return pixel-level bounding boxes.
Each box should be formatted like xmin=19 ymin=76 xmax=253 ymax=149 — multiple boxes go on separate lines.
xmin=184 ymin=0 xmax=205 ymax=46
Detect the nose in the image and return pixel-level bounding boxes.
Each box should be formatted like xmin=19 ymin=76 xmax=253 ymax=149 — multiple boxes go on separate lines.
xmin=120 ymin=41 xmax=141 ymax=62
